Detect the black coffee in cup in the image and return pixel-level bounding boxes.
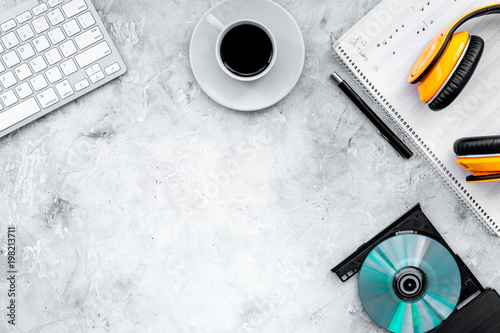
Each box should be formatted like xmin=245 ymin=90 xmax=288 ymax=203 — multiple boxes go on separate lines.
xmin=220 ymin=24 xmax=274 ymax=78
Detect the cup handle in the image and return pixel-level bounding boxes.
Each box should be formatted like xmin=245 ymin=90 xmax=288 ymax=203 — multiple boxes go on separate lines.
xmin=206 ymin=14 xmax=226 ymax=33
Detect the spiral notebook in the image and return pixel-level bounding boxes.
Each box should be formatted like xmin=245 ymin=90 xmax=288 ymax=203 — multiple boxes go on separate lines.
xmin=334 ymin=0 xmax=500 ymax=235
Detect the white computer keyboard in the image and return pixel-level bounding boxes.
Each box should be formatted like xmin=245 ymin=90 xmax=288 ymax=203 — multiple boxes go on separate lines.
xmin=0 ymin=0 xmax=126 ymax=138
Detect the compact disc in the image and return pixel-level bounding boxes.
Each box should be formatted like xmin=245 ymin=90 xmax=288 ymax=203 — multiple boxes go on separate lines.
xmin=358 ymin=234 xmax=461 ymax=333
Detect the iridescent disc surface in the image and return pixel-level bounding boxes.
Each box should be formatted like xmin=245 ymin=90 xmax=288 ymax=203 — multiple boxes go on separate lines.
xmin=358 ymin=234 xmax=461 ymax=333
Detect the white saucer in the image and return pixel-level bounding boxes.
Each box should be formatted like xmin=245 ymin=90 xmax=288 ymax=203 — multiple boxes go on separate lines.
xmin=189 ymin=0 xmax=305 ymax=111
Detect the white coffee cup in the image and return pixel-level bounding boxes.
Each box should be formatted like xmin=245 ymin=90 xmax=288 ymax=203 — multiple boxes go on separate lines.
xmin=206 ymin=14 xmax=277 ymax=82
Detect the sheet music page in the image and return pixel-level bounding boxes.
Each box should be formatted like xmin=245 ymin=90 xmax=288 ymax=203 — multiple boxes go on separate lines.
xmin=334 ymin=0 xmax=500 ymax=232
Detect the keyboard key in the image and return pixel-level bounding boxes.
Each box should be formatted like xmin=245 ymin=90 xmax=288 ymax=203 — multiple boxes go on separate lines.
xmin=16 ymin=11 xmax=32 ymax=24
xmin=33 ymin=35 xmax=51 ymax=52
xmin=55 ymin=80 xmax=74 ymax=99
xmin=30 ymin=74 xmax=48 ymax=91
xmin=0 ymin=98 xmax=40 ymax=132
xmin=62 ymin=19 xmax=80 ymax=37
xmin=74 ymin=78 xmax=89 ymax=91
xmin=0 ymin=72 xmax=17 ymax=89
xmin=60 ymin=40 xmax=77 ymax=57
xmin=32 ymin=3 xmax=49 ymax=16
xmin=44 ymin=48 xmax=62 ymax=65
xmin=15 ymin=82 xmax=33 ymax=99
xmin=2 ymin=51 xmax=20 ymax=68
xmin=75 ymin=26 xmax=103 ymax=50
xmin=85 ymin=63 xmax=101 ymax=76
xmin=47 ymin=9 xmax=65 ymax=26
xmin=48 ymin=27 xmax=65 ymax=44
xmin=0 ymin=62 xmax=5 ymax=73
xmin=29 ymin=56 xmax=48 ymax=73
xmin=89 ymin=70 xmax=105 ymax=83
xmin=0 ymin=44 xmax=4 ymax=54
xmin=105 ymin=63 xmax=120 ymax=75
xmin=17 ymin=43 xmax=36 ymax=60
xmin=63 ymin=0 xmax=87 ymax=18
xmin=32 ymin=16 xmax=50 ymax=34
xmin=75 ymin=41 xmax=111 ymax=68
xmin=49 ymin=0 xmax=64 ymax=7
xmin=13 ymin=64 xmax=32 ymax=81
xmin=45 ymin=67 xmax=62 ymax=83
xmin=1 ymin=90 xmax=18 ymax=107
xmin=60 ymin=59 xmax=77 ymax=75
xmin=36 ymin=87 xmax=59 ymax=108
xmin=1 ymin=19 xmax=16 ymax=32
xmin=78 ymin=12 xmax=95 ymax=29
xmin=1 ymin=32 xmax=20 ymax=49
xmin=16 ymin=24 xmax=35 ymax=42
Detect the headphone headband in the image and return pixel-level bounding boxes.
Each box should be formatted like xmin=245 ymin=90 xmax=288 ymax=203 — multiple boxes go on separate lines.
xmin=408 ymin=3 xmax=500 ymax=83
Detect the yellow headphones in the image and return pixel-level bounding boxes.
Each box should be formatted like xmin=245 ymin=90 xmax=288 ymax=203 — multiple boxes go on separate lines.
xmin=407 ymin=4 xmax=500 ymax=109
xmin=409 ymin=4 xmax=500 ymax=183
xmin=454 ymin=136 xmax=500 ymax=183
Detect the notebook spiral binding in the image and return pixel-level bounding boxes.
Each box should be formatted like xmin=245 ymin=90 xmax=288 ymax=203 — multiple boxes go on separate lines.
xmin=333 ymin=44 xmax=500 ymax=236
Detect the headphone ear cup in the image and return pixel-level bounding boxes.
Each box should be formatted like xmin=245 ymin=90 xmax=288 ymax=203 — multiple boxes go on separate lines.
xmin=454 ymin=135 xmax=500 ymax=156
xmin=429 ymin=35 xmax=484 ymax=111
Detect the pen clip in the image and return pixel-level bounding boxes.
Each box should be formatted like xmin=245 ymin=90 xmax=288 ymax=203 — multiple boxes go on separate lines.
xmin=377 ymin=130 xmax=390 ymax=143
xmin=378 ymin=130 xmax=400 ymax=154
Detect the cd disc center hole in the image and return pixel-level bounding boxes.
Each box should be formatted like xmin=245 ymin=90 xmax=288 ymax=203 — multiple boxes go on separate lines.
xmin=401 ymin=275 xmax=420 ymax=293
xmin=393 ymin=267 xmax=427 ymax=301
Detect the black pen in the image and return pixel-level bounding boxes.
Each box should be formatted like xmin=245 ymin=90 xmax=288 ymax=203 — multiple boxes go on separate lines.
xmin=330 ymin=72 xmax=413 ymax=159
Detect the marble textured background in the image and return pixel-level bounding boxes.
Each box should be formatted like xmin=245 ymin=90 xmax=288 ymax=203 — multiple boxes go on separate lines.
xmin=0 ymin=0 xmax=500 ymax=332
